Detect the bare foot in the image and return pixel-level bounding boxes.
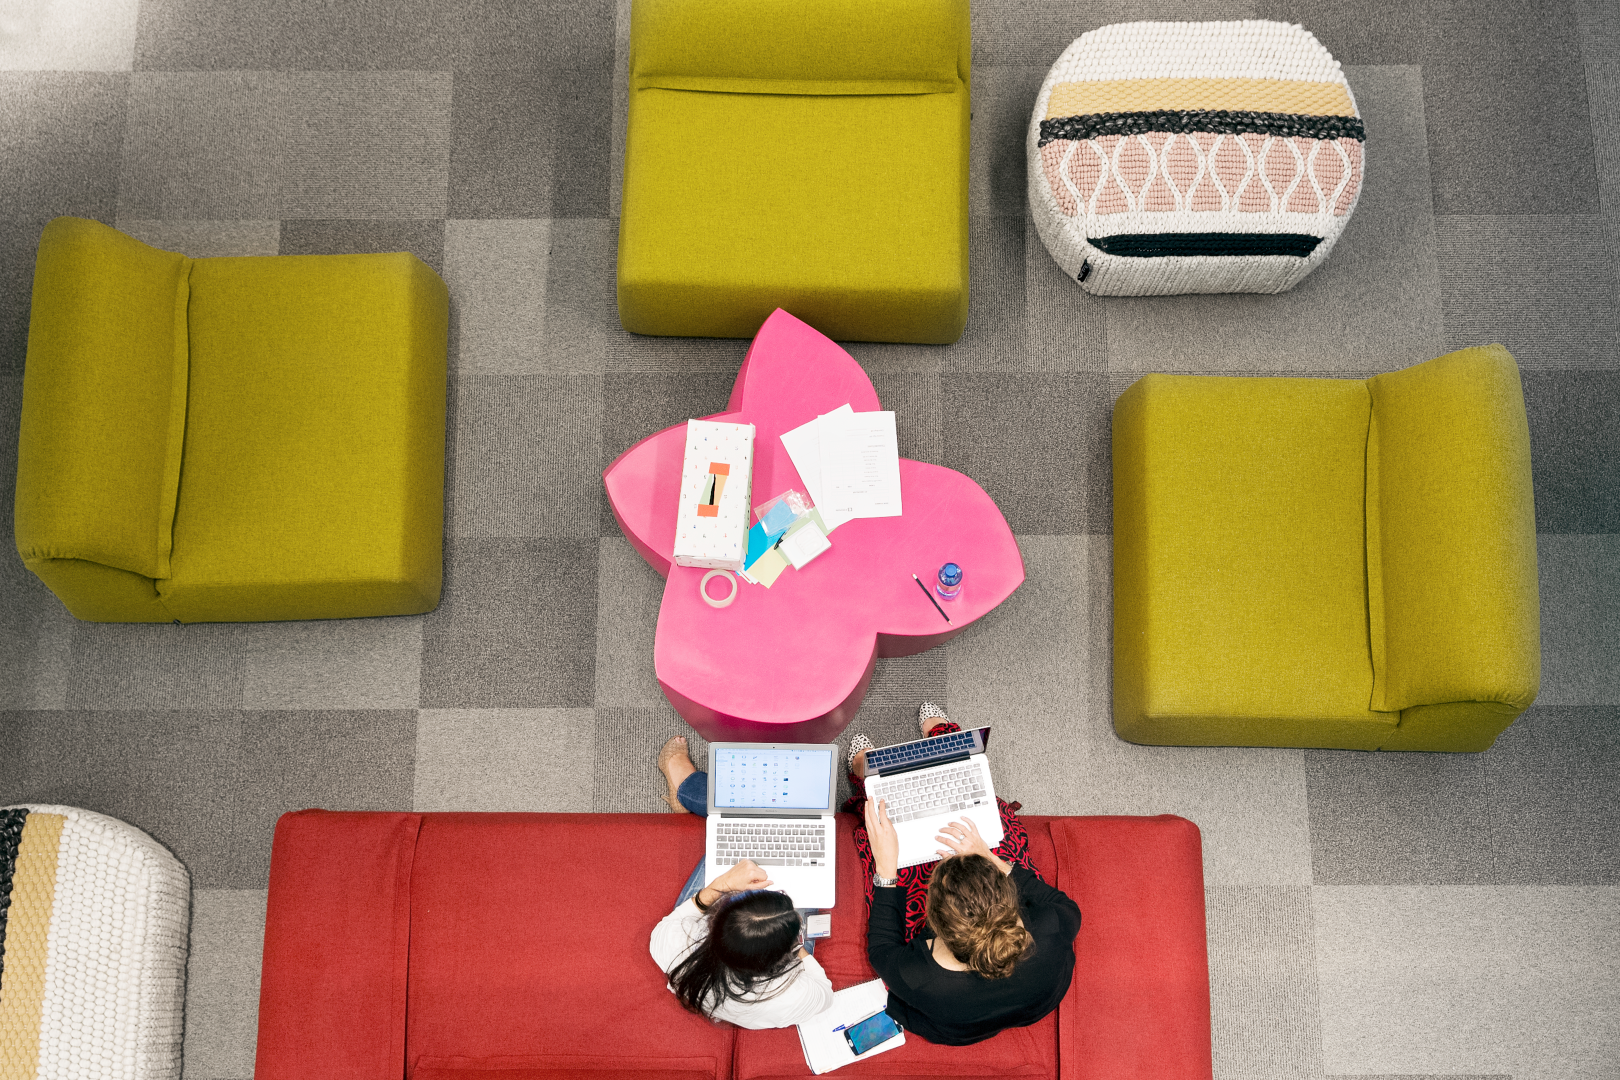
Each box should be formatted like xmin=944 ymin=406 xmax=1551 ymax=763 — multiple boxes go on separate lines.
xmin=851 ymin=749 xmax=869 ymax=780
xmin=659 ymin=736 xmax=697 ymax=813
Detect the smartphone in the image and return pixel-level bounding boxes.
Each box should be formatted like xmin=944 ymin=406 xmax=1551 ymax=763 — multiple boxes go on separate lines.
xmin=843 ymin=1010 xmax=901 ymax=1055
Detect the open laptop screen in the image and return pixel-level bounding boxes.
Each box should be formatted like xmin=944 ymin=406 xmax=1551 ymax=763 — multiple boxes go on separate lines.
xmin=710 ymin=746 xmax=835 ymax=811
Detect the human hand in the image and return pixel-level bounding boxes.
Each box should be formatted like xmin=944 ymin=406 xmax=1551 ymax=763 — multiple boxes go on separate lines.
xmin=712 ymin=858 xmax=774 ymax=894
xmin=936 ymin=817 xmax=1012 ymax=874
xmin=696 ymin=859 xmax=774 ymax=909
xmin=864 ymin=798 xmax=901 ymax=880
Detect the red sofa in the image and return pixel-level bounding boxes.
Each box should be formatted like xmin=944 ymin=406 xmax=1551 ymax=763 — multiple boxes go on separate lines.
xmin=253 ymin=812 xmax=1212 ymax=1080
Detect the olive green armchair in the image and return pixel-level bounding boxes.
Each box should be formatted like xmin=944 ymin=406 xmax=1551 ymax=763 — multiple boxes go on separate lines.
xmin=14 ymin=217 xmax=449 ymax=623
xmin=617 ymin=0 xmax=970 ymax=344
xmin=1112 ymin=345 xmax=1541 ymax=752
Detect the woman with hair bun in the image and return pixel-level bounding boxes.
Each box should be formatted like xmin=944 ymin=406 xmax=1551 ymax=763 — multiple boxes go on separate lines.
xmin=849 ymin=705 xmax=1082 ymax=1045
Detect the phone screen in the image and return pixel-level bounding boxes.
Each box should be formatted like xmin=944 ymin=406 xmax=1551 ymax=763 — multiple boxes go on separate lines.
xmin=843 ymin=1010 xmax=900 ymax=1055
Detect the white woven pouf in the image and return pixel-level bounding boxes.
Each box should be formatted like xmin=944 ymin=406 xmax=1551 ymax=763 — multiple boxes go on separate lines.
xmin=0 ymin=805 xmax=190 ymax=1080
xmin=1028 ymin=20 xmax=1365 ymax=296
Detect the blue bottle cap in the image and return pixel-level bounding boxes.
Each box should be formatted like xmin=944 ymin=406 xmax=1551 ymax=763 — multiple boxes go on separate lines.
xmin=938 ymin=562 xmax=962 ymax=587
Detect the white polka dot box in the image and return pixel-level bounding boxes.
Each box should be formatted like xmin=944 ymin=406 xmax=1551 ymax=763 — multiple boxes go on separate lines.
xmin=673 ymin=419 xmax=756 ymax=573
xmin=1028 ymin=20 xmax=1365 ymax=296
xmin=0 ymin=806 xmax=190 ymax=1080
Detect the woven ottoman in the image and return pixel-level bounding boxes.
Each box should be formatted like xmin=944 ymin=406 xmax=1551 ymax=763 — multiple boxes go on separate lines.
xmin=0 ymin=806 xmax=190 ymax=1080
xmin=1029 ymin=20 xmax=1365 ymax=295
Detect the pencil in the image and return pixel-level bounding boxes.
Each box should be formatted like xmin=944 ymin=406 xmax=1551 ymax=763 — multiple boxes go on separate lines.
xmin=912 ymin=573 xmax=952 ymax=623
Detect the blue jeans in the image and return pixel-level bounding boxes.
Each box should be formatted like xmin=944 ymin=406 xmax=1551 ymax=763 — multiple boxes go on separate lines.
xmin=675 ymin=771 xmax=710 ymax=905
xmin=677 ymin=770 xmax=709 ymax=816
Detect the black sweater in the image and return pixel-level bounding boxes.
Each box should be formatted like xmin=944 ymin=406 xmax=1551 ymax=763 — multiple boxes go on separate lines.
xmin=867 ymin=865 xmax=1082 ymax=1045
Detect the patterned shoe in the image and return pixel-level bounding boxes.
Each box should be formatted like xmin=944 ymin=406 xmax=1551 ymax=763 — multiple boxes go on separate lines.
xmin=918 ymin=701 xmax=949 ymax=736
xmin=846 ymin=733 xmax=874 ymax=770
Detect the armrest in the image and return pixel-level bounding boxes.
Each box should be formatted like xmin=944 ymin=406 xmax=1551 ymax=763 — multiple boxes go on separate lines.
xmin=1051 ymin=815 xmax=1212 ymax=1080
xmin=1365 ymin=344 xmax=1540 ymax=733
xmin=16 ymin=218 xmax=192 ymax=620
xmin=254 ymin=811 xmax=422 ymax=1080
xmin=630 ymin=0 xmax=968 ymax=93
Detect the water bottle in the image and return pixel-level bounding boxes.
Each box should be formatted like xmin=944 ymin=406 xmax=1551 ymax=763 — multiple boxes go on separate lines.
xmin=935 ymin=562 xmax=962 ymax=601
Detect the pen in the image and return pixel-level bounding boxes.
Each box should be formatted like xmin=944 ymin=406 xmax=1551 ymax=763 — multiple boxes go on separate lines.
xmin=912 ymin=574 xmax=952 ymax=624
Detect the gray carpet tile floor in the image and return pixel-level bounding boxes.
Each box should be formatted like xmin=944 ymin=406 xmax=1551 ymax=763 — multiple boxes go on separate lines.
xmin=2 ymin=0 xmax=1618 ymax=1077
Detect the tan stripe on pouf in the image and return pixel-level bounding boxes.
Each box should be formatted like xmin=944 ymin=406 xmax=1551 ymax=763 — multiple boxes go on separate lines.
xmin=1046 ymin=77 xmax=1357 ymax=119
xmin=0 ymin=813 xmax=63 ymax=1080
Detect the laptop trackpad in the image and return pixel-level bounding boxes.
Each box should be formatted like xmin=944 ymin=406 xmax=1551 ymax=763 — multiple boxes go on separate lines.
xmin=895 ymin=803 xmax=1005 ymax=869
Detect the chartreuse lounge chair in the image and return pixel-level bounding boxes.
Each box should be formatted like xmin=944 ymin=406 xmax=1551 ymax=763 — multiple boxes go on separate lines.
xmin=617 ymin=0 xmax=970 ymax=344
xmin=1113 ymin=345 xmax=1540 ymax=752
xmin=15 ymin=217 xmax=448 ymax=623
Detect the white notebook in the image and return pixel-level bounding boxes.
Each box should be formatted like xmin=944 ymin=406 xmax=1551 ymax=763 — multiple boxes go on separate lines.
xmin=795 ymin=978 xmax=905 ymax=1074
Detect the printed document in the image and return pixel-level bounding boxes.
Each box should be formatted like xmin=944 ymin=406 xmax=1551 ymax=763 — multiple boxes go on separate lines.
xmin=820 ymin=410 xmax=902 ymax=520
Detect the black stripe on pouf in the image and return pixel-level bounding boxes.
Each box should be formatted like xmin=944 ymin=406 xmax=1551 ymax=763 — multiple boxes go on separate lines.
xmin=0 ymin=807 xmax=26 ymax=985
xmin=1090 ymin=233 xmax=1324 ymax=258
xmin=1039 ymin=109 xmax=1366 ymax=146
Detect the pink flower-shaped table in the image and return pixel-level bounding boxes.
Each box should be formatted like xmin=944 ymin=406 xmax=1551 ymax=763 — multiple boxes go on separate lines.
xmin=603 ymin=310 xmax=1026 ymax=743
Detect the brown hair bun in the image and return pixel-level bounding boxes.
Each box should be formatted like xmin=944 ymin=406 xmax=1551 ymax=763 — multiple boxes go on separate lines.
xmin=925 ymin=854 xmax=1034 ymax=980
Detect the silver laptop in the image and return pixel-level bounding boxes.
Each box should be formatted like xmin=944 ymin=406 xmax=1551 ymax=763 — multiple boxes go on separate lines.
xmin=705 ymin=742 xmax=839 ymax=909
xmin=863 ymin=727 xmax=1003 ymax=870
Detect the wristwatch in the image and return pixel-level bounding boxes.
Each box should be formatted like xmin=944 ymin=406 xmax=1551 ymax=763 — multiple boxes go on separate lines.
xmin=873 ymin=872 xmax=900 ymax=888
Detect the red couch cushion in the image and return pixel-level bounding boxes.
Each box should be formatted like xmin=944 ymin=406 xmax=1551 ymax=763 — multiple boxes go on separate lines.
xmin=414 ymin=1069 xmax=712 ymax=1080
xmin=411 ymin=1075 xmax=709 ymax=1080
xmin=405 ymin=813 xmax=736 ymax=1080
xmin=731 ymin=816 xmax=1061 ymax=1080
xmin=256 ymin=811 xmax=421 ymax=1080
xmin=1049 ymin=816 xmax=1213 ymax=1080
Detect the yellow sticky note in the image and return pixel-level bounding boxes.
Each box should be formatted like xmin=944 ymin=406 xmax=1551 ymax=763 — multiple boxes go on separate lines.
xmin=749 ymin=547 xmax=790 ymax=587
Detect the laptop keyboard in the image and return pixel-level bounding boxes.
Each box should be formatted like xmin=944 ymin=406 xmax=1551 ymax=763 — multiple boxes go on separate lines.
xmin=869 ymin=760 xmax=989 ymax=823
xmin=864 ymin=729 xmax=978 ymax=774
xmin=714 ymin=821 xmax=828 ymax=866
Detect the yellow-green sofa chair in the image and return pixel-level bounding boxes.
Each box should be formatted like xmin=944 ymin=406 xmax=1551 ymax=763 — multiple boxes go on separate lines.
xmin=617 ymin=0 xmax=970 ymax=344
xmin=1112 ymin=345 xmax=1541 ymax=752
xmin=14 ymin=217 xmax=449 ymax=623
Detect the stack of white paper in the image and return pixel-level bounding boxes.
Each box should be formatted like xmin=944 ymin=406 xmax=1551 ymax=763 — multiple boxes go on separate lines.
xmin=779 ymin=405 xmax=852 ymax=530
xmin=780 ymin=404 xmax=902 ymax=532
xmin=795 ymin=978 xmax=905 ymax=1074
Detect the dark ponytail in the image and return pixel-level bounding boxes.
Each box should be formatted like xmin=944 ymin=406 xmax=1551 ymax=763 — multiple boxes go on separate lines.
xmin=668 ymin=890 xmax=803 ymax=1017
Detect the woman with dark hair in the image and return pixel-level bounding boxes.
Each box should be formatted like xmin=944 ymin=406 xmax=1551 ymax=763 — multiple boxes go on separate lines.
xmin=847 ymin=705 xmax=1082 ymax=1045
xmin=649 ymin=742 xmax=835 ymax=1027
xmin=650 ymin=866 xmax=832 ymax=1025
